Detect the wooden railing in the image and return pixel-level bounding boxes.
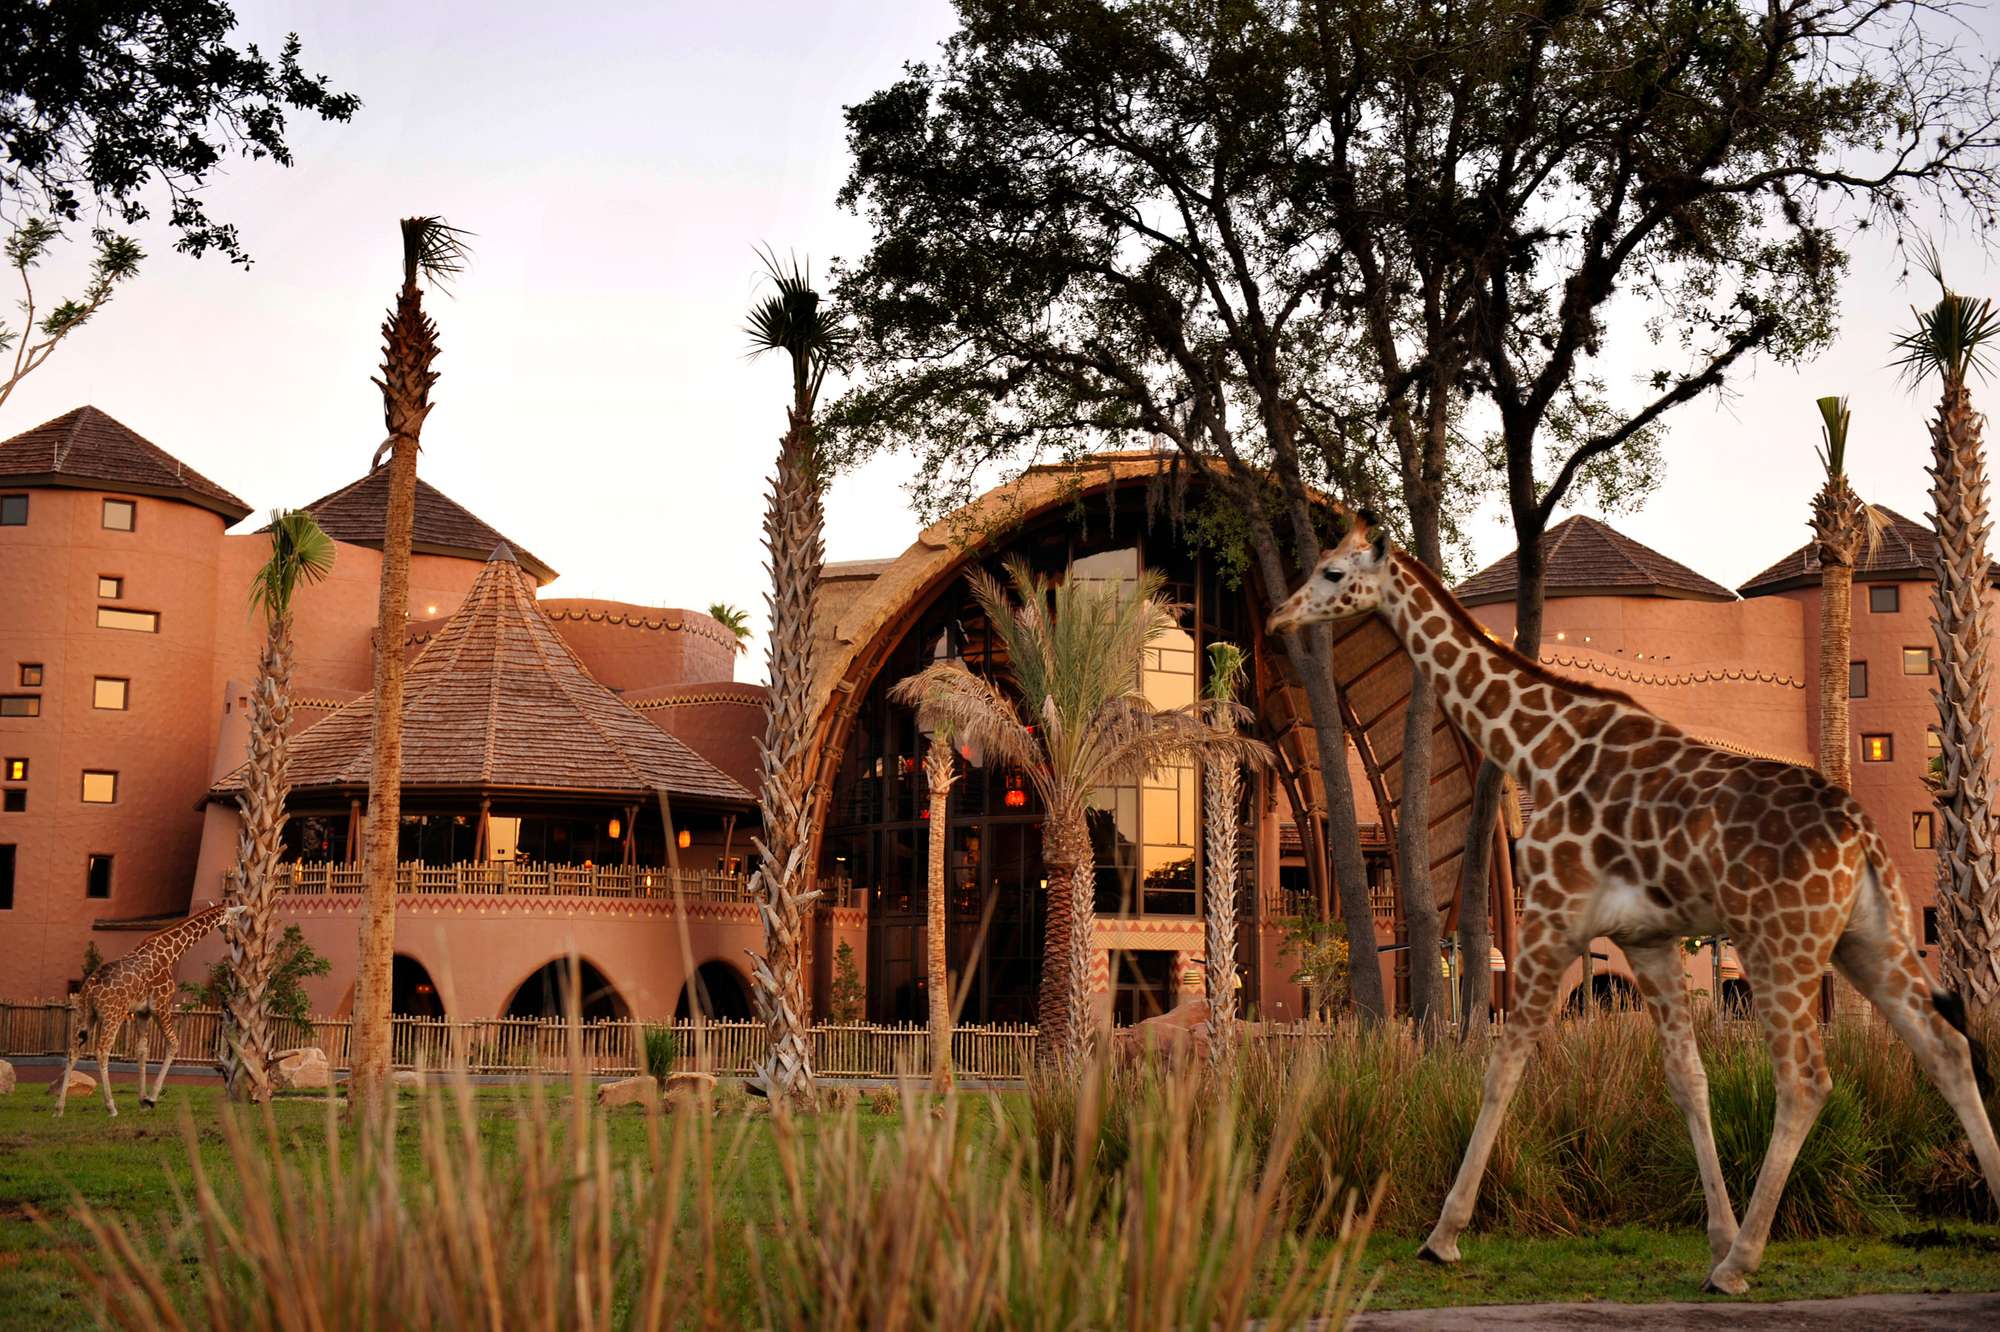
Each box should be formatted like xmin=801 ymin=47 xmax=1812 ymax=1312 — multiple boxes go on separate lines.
xmin=275 ymin=861 xmax=862 ymax=909
xmin=0 ymin=1004 xmax=1035 ymax=1080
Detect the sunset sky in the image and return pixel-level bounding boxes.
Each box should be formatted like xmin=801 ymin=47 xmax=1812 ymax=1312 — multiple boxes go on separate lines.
xmin=6 ymin=0 xmax=1997 ymax=679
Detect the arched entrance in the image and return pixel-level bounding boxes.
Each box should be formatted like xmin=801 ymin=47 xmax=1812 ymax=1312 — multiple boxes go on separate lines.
xmin=503 ymin=959 xmax=630 ymax=1022
xmin=392 ymin=955 xmax=446 ymax=1018
xmin=676 ymin=960 xmax=753 ymax=1020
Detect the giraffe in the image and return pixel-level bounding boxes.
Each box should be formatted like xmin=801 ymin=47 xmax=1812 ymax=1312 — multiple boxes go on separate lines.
xmin=55 ymin=902 xmax=245 ymax=1117
xmin=1268 ymin=509 xmax=2000 ymax=1295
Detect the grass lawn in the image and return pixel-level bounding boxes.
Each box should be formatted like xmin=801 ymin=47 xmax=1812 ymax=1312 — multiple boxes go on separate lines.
xmin=3 ymin=1082 xmax=1998 ymax=1329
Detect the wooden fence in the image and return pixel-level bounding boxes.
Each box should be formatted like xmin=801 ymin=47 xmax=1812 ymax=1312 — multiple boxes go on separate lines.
xmin=0 ymin=1003 xmax=1038 ymax=1080
xmin=276 ymin=861 xmax=874 ymax=907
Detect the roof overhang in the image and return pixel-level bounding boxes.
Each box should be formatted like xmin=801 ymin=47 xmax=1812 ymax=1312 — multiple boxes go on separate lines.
xmin=2 ymin=471 xmax=251 ymax=523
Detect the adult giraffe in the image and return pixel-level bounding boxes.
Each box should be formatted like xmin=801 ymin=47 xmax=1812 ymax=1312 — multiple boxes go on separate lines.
xmin=1269 ymin=509 xmax=2000 ymax=1295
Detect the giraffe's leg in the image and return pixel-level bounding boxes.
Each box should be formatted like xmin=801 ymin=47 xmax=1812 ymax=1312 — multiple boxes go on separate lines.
xmin=1626 ymin=942 xmax=1738 ymax=1263
xmin=1834 ymin=918 xmax=2000 ymax=1212
xmin=54 ymin=1020 xmax=84 ymax=1118
xmin=1703 ymin=968 xmax=1828 ymax=1295
xmin=98 ymin=1022 xmax=121 ymax=1117
xmin=146 ymin=1008 xmax=180 ymax=1107
xmin=133 ymin=1017 xmax=149 ymax=1110
xmin=1418 ymin=913 xmax=1572 ymax=1263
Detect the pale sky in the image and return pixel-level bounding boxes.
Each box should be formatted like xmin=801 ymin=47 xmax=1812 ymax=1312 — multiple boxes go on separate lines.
xmin=5 ymin=0 xmax=1998 ymax=681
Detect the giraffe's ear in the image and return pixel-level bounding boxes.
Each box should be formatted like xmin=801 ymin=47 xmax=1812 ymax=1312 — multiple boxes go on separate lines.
xmin=1368 ymin=531 xmax=1389 ymax=564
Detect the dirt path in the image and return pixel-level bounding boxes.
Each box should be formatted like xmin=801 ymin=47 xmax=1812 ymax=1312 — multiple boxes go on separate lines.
xmin=1352 ymin=1290 xmax=2000 ymax=1330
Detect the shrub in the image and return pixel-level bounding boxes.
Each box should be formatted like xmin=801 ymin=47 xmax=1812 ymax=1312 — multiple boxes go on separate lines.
xmin=640 ymin=1025 xmax=677 ymax=1081
xmin=868 ymin=1084 xmax=900 ymax=1116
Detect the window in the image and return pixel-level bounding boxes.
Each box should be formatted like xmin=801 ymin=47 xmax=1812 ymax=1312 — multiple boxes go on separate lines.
xmin=1869 ymin=584 xmax=1900 ymax=614
xmin=80 ymin=770 xmax=117 ymax=803
xmin=1849 ymin=660 xmax=1868 ymax=698
xmin=1861 ymin=734 xmax=1894 ymax=763
xmin=1924 ymin=906 xmax=1940 ymax=946
xmin=1929 ymin=729 xmax=1944 ymax=758
xmin=4 ymin=758 xmax=23 ymax=781
xmin=18 ymin=663 xmax=41 ymax=687
xmin=96 ymin=607 xmax=158 ymax=633
xmin=86 ymin=853 xmax=112 ymax=899
xmin=92 ymin=677 xmax=128 ymax=710
xmin=1914 ymin=811 xmax=1936 ymax=849
xmin=1 ymin=789 xmax=21 ymax=813
xmin=0 ymin=494 xmax=25 ymax=525
xmin=97 ymin=575 xmax=122 ymax=599
xmin=101 ymin=498 xmax=135 ymax=531
xmin=1903 ymin=647 xmax=1934 ymax=675
xmin=0 ymin=696 xmax=40 ymax=717
xmin=0 ymin=844 xmax=13 ymax=909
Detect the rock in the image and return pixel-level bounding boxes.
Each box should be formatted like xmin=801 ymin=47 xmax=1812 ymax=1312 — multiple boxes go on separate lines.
xmin=392 ymin=1070 xmax=426 ymax=1091
xmin=0 ymin=1059 xmax=14 ymax=1095
xmin=1117 ymin=998 xmax=1214 ymax=1063
xmin=664 ymin=1071 xmax=717 ymax=1098
xmin=48 ymin=1068 xmax=96 ymax=1097
xmin=271 ymin=1047 xmax=331 ymax=1091
xmin=596 ymin=1075 xmax=658 ymax=1107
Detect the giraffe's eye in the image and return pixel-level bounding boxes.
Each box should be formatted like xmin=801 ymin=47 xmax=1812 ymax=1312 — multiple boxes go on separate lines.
xmin=1321 ymin=568 xmax=1346 ymax=585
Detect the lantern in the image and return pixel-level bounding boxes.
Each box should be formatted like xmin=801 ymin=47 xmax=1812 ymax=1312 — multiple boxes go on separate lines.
xmin=1004 ymin=772 xmax=1028 ymax=808
xmin=677 ymin=828 xmax=692 ymax=850
xmin=608 ymin=817 xmax=623 ymax=839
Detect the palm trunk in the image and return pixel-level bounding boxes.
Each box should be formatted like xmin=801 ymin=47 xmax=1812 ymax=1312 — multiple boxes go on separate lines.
xmin=749 ymin=410 xmax=824 ymax=1107
xmin=1929 ymin=374 xmax=2000 ymax=1023
xmin=352 ymin=279 xmax=435 ymax=1116
xmin=220 ymin=609 xmax=295 ymax=1102
xmin=1202 ymin=755 xmax=1243 ymax=1062
xmin=1038 ymin=816 xmax=1094 ymax=1071
xmin=1817 ymin=560 xmax=1855 ymax=790
xmin=924 ymin=743 xmax=956 ymax=1091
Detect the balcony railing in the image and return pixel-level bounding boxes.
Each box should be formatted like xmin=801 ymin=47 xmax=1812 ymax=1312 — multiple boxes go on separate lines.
xmin=276 ymin=861 xmax=862 ymax=909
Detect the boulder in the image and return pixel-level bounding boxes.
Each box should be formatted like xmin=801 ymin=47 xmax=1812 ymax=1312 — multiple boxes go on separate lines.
xmin=664 ymin=1070 xmax=717 ymax=1098
xmin=392 ymin=1070 xmax=426 ymax=1091
xmin=271 ymin=1047 xmax=331 ymax=1091
xmin=596 ymin=1075 xmax=658 ymax=1107
xmin=1116 ymin=998 xmax=1214 ymax=1063
xmin=48 ymin=1068 xmax=96 ymax=1097
xmin=0 ymin=1059 xmax=14 ymax=1095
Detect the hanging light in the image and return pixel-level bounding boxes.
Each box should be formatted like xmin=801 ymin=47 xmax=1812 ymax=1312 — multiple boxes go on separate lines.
xmin=1004 ymin=772 xmax=1028 ymax=808
xmin=608 ymin=817 xmax=623 ymax=839
xmin=677 ymin=828 xmax=692 ymax=850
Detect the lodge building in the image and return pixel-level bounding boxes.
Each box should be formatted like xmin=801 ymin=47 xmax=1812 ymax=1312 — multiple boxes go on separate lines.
xmin=0 ymin=408 xmax=1971 ymax=1024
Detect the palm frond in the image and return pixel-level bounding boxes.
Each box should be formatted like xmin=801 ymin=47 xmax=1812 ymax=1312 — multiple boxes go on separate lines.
xmin=745 ymin=246 xmax=854 ymax=401
xmin=707 ymin=602 xmax=752 ymax=645
xmin=250 ymin=510 xmax=335 ymax=617
xmin=1893 ymin=242 xmax=2000 ymax=387
xmin=888 ymin=664 xmax=1039 ymax=773
xmin=1814 ymin=396 xmax=1850 ymax=478
xmin=1205 ymin=641 xmax=1248 ymax=707
xmin=399 ymin=216 xmax=474 ymax=290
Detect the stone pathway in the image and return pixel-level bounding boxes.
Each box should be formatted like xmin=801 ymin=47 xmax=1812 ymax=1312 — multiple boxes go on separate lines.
xmin=1351 ymin=1290 xmax=2000 ymax=1330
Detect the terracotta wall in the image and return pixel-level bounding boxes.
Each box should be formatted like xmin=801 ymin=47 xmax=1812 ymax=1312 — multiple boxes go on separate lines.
xmin=539 ymin=600 xmax=739 ymax=692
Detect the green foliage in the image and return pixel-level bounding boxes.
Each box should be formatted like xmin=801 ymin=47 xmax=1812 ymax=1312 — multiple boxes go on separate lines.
xmin=182 ymin=925 xmax=329 ymax=1025
xmin=399 ymin=216 xmax=473 ymax=290
xmin=1 ymin=1 xmax=359 ymax=264
xmin=0 ymin=220 xmax=145 ymax=407
xmin=641 ymin=1025 xmax=678 ymax=1081
xmin=1279 ymin=917 xmax=1350 ymax=1020
xmin=1894 ymin=246 xmax=2000 ymax=389
xmin=1204 ymin=641 xmax=1247 ymax=707
xmin=827 ymin=941 xmax=865 ymax=1023
xmin=744 ymin=247 xmax=851 ymax=412
xmin=79 ymin=941 xmax=103 ymax=982
xmin=706 ymin=602 xmax=751 ymax=644
xmin=249 ymin=509 xmax=334 ymax=617
xmin=1817 ymin=396 xmax=1853 ymax=478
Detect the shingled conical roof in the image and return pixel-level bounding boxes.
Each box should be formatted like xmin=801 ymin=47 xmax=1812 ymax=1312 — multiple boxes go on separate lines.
xmin=0 ymin=405 xmax=249 ymax=520
xmin=289 ymin=467 xmax=556 ymax=583
xmin=212 ymin=546 xmax=750 ymax=805
xmin=1454 ymin=515 xmax=1734 ymax=607
xmin=1736 ymin=506 xmax=1992 ymax=596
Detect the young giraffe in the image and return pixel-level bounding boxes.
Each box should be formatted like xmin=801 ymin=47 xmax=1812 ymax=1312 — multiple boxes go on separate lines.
xmin=1269 ymin=511 xmax=2000 ymax=1295
xmin=56 ymin=903 xmax=244 ymax=1117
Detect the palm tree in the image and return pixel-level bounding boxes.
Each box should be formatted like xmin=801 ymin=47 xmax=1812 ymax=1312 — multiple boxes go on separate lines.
xmin=220 ymin=510 xmax=333 ymax=1102
xmin=923 ymin=734 xmax=957 ymax=1091
xmin=1810 ymin=396 xmax=1867 ymax=792
xmin=351 ymin=217 xmax=471 ymax=1117
xmin=1896 ymin=251 xmax=2000 ymax=1024
xmin=892 ymin=560 xmax=1269 ymax=1073
xmin=1201 ymin=642 xmax=1252 ymax=1062
xmin=744 ymin=250 xmax=849 ymax=1108
xmin=708 ymin=602 xmax=752 ymax=649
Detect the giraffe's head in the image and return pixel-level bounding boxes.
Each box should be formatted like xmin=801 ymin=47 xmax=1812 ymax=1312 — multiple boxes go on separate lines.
xmin=1268 ymin=508 xmax=1392 ymax=634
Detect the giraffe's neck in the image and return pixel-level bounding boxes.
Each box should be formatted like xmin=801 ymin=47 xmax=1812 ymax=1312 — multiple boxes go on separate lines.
xmin=1378 ymin=553 xmax=1619 ymax=788
xmin=141 ymin=904 xmax=228 ymax=968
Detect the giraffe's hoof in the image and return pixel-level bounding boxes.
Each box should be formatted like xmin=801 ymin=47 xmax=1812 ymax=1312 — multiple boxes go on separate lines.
xmin=139 ymin=1098 xmax=156 ymax=1110
xmin=1702 ymin=1270 xmax=1749 ymax=1296
xmin=1415 ymin=1244 xmax=1457 ymax=1266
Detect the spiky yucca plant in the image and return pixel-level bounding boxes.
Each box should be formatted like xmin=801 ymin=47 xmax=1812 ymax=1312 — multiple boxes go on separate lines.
xmin=892 ymin=560 xmax=1270 ymax=1073
xmin=744 ymin=250 xmax=849 ymax=1108
xmin=220 ymin=511 xmax=333 ymax=1102
xmin=1896 ymin=253 xmax=2000 ymax=1023
xmin=352 ymin=216 xmax=471 ymax=1118
xmin=1202 ymin=642 xmax=1252 ymax=1063
xmin=923 ymin=735 xmax=957 ymax=1091
xmin=1810 ymin=396 xmax=1868 ymax=792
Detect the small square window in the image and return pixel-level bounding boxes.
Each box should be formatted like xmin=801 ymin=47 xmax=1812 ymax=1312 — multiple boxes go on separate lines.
xmin=96 ymin=607 xmax=158 ymax=633
xmin=1 ymin=789 xmax=22 ymax=813
xmin=0 ymin=494 xmax=25 ymax=525
xmin=1903 ymin=647 xmax=1934 ymax=675
xmin=1914 ymin=811 xmax=1936 ymax=849
xmin=3 ymin=758 xmax=24 ymax=781
xmin=80 ymin=770 xmax=117 ymax=803
xmin=0 ymin=843 xmax=12 ymax=909
xmin=18 ymin=663 xmax=41 ymax=687
xmin=0 ymin=695 xmax=41 ymax=717
xmin=1861 ymin=734 xmax=1895 ymax=763
xmin=101 ymin=498 xmax=135 ymax=531
xmin=1929 ymin=729 xmax=1944 ymax=758
xmin=86 ymin=853 xmax=112 ymax=899
xmin=1869 ymin=584 xmax=1900 ymax=614
xmin=92 ymin=677 xmax=128 ymax=710
xmin=97 ymin=575 xmax=122 ymax=599
xmin=1924 ymin=906 xmax=1940 ymax=946
xmin=1849 ymin=661 xmax=1868 ymax=698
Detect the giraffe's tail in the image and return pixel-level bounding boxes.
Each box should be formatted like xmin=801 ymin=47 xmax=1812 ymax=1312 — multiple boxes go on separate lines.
xmin=1933 ymin=989 xmax=1994 ymax=1098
